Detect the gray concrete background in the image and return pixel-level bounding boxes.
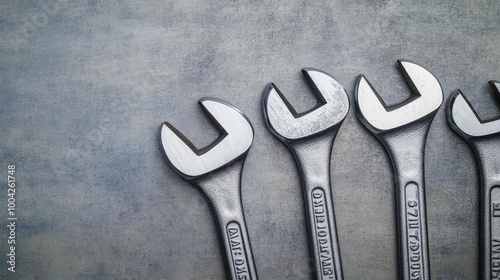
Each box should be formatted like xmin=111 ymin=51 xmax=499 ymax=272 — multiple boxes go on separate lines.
xmin=1 ymin=0 xmax=499 ymax=279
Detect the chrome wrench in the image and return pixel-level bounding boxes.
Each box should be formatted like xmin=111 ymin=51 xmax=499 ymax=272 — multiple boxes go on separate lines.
xmin=160 ymin=98 xmax=258 ymax=280
xmin=355 ymin=60 xmax=443 ymax=280
xmin=263 ymin=68 xmax=349 ymax=280
xmin=447 ymin=81 xmax=500 ymax=280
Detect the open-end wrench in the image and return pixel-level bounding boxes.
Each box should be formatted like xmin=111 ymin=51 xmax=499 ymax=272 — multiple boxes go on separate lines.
xmin=447 ymin=81 xmax=500 ymax=280
xmin=263 ymin=68 xmax=349 ymax=280
xmin=355 ymin=60 xmax=443 ymax=280
xmin=160 ymin=97 xmax=258 ymax=280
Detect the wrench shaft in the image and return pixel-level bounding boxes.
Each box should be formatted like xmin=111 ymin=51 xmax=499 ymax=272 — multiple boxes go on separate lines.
xmin=470 ymin=138 xmax=500 ymax=280
xmin=289 ymin=132 xmax=343 ymax=280
xmin=305 ymin=185 xmax=342 ymax=280
xmin=396 ymin=180 xmax=429 ymax=280
xmin=194 ymin=161 xmax=258 ymax=280
xmin=382 ymin=121 xmax=432 ymax=280
xmin=224 ymin=221 xmax=253 ymax=279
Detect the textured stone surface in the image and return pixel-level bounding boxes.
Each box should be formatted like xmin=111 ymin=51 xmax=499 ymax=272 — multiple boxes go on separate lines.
xmin=1 ymin=0 xmax=499 ymax=279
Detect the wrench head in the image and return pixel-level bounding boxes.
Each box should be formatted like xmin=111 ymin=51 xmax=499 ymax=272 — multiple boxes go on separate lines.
xmin=447 ymin=81 xmax=500 ymax=138
xmin=262 ymin=68 xmax=349 ymax=140
xmin=355 ymin=60 xmax=443 ymax=132
xmin=160 ymin=97 xmax=254 ymax=179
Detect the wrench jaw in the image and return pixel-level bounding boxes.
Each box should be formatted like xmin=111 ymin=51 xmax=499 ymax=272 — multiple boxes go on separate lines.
xmin=447 ymin=84 xmax=500 ymax=141
xmin=355 ymin=60 xmax=444 ymax=175
xmin=447 ymin=89 xmax=481 ymax=141
xmin=160 ymin=97 xmax=254 ymax=181
xmin=355 ymin=60 xmax=443 ymax=135
xmin=354 ymin=74 xmax=387 ymax=135
xmin=262 ymin=83 xmax=296 ymax=143
xmin=262 ymin=68 xmax=349 ymax=142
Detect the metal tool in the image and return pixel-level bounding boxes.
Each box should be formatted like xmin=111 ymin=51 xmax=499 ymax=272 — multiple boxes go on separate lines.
xmin=355 ymin=60 xmax=443 ymax=280
xmin=263 ymin=68 xmax=349 ymax=280
xmin=160 ymin=97 xmax=258 ymax=280
xmin=447 ymin=81 xmax=500 ymax=280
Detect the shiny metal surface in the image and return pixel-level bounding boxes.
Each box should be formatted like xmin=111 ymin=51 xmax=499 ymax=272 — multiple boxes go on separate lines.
xmin=264 ymin=68 xmax=349 ymax=140
xmin=357 ymin=60 xmax=443 ymax=131
xmin=160 ymin=98 xmax=258 ymax=280
xmin=263 ymin=68 xmax=348 ymax=280
xmin=355 ymin=60 xmax=443 ymax=280
xmin=2 ymin=1 xmax=500 ymax=279
xmin=447 ymin=82 xmax=500 ymax=280
xmin=161 ymin=98 xmax=253 ymax=178
xmin=449 ymin=83 xmax=500 ymax=137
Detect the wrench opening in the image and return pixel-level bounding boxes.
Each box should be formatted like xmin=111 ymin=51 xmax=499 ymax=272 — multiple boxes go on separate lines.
xmin=163 ymin=97 xmax=251 ymax=156
xmin=355 ymin=60 xmax=443 ymax=132
xmin=266 ymin=68 xmax=331 ymax=118
xmin=162 ymin=121 xmax=227 ymax=156
xmin=161 ymin=97 xmax=253 ymax=178
xmin=263 ymin=68 xmax=349 ymax=140
xmin=358 ymin=60 xmax=423 ymax=111
xmin=448 ymin=83 xmax=500 ymax=138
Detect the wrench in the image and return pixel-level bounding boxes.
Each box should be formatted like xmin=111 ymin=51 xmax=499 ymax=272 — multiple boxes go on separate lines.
xmin=160 ymin=97 xmax=258 ymax=280
xmin=447 ymin=81 xmax=500 ymax=280
xmin=355 ymin=60 xmax=443 ymax=280
xmin=263 ymin=68 xmax=349 ymax=280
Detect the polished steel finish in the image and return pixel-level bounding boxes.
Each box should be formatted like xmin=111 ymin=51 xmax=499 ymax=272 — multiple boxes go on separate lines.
xmin=447 ymin=81 xmax=500 ymax=280
xmin=449 ymin=82 xmax=500 ymax=137
xmin=160 ymin=98 xmax=258 ymax=280
xmin=161 ymin=98 xmax=253 ymax=178
xmin=357 ymin=60 xmax=442 ymax=131
xmin=263 ymin=68 xmax=348 ymax=280
xmin=355 ymin=60 xmax=443 ymax=280
xmin=265 ymin=68 xmax=349 ymax=139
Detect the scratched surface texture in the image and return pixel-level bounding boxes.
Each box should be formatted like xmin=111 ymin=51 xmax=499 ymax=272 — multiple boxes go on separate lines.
xmin=1 ymin=0 xmax=499 ymax=279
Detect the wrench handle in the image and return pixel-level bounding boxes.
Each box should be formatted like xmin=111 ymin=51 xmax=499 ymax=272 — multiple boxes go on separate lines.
xmin=304 ymin=184 xmax=343 ymax=280
xmin=195 ymin=160 xmax=258 ymax=280
xmin=291 ymin=133 xmax=344 ymax=280
xmin=379 ymin=120 xmax=433 ymax=280
xmin=471 ymin=138 xmax=500 ymax=280
xmin=219 ymin=216 xmax=257 ymax=280
xmin=461 ymin=138 xmax=500 ymax=280
xmin=396 ymin=180 xmax=430 ymax=280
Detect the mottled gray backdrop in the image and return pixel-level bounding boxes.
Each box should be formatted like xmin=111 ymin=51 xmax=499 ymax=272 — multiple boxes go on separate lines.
xmin=1 ymin=0 xmax=499 ymax=279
